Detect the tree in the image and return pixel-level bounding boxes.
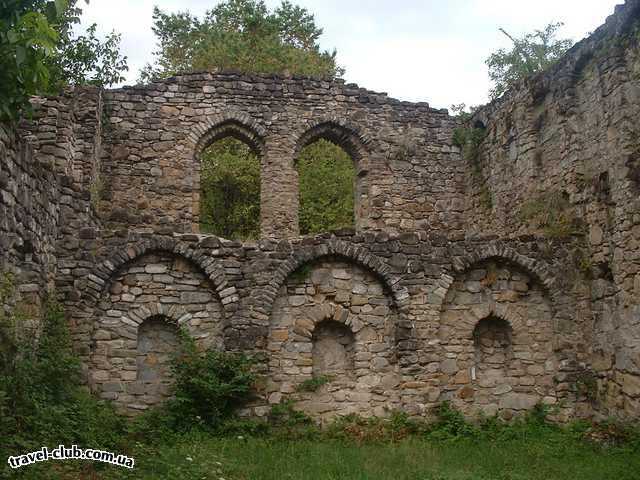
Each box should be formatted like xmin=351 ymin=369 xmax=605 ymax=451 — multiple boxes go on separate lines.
xmin=0 ymin=0 xmax=128 ymax=122
xmin=140 ymin=0 xmax=343 ymax=82
xmin=0 ymin=0 xmax=61 ymax=121
xmin=486 ymin=22 xmax=573 ymax=100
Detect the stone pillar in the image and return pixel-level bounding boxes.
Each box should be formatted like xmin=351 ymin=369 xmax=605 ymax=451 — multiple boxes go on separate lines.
xmin=260 ymin=143 xmax=299 ymax=238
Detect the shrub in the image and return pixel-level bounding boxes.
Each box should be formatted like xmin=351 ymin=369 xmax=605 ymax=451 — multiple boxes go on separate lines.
xmin=166 ymin=330 xmax=256 ymax=430
xmin=0 ymin=288 xmax=126 ymax=477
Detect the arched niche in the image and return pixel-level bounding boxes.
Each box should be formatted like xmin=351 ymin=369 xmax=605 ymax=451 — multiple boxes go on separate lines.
xmin=266 ymin=255 xmax=401 ymax=419
xmin=88 ymin=250 xmax=224 ymax=414
xmin=438 ymin=259 xmax=556 ymax=418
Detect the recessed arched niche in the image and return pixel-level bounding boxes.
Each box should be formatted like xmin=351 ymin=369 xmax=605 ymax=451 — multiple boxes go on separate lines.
xmin=136 ymin=315 xmax=178 ymax=384
xmin=312 ymin=320 xmax=355 ymax=378
xmin=439 ymin=258 xmax=556 ymax=416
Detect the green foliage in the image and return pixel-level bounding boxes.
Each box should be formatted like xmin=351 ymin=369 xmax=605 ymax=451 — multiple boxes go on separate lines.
xmin=140 ymin=0 xmax=343 ymax=82
xmin=49 ymin=20 xmax=128 ymax=88
xmin=426 ymin=401 xmax=480 ymax=441
xmin=518 ymin=190 xmax=584 ymax=238
xmin=452 ymin=126 xmax=486 ymax=163
xmin=167 ymin=329 xmax=256 ymax=430
xmin=296 ymin=374 xmax=332 ymax=392
xmin=298 ymin=139 xmax=355 ymax=235
xmin=0 ymin=0 xmax=127 ymax=122
xmin=0 ymin=0 xmax=61 ymax=121
xmin=486 ymin=22 xmax=573 ymax=99
xmin=200 ymin=137 xmax=261 ymax=239
xmin=0 ymin=288 xmax=125 ymax=476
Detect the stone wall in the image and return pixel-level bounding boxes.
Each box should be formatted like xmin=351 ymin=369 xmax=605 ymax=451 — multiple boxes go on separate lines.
xmin=467 ymin=0 xmax=640 ymax=418
xmin=0 ymin=122 xmax=60 ymax=315
xmin=2 ymin=1 xmax=639 ymax=423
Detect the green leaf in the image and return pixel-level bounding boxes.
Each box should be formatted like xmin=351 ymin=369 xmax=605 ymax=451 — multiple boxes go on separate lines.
xmin=55 ymin=0 xmax=69 ymax=16
xmin=7 ymin=30 xmax=18 ymax=44
xmin=15 ymin=45 xmax=26 ymax=66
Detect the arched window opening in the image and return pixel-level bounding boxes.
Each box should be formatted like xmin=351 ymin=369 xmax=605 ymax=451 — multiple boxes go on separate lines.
xmin=136 ymin=315 xmax=178 ymax=385
xmin=200 ymin=137 xmax=260 ymax=240
xmin=312 ymin=320 xmax=355 ymax=378
xmin=472 ymin=316 xmax=513 ymax=376
xmin=297 ymin=139 xmax=355 ymax=235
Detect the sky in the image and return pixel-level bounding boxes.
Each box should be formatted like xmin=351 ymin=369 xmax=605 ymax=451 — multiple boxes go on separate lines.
xmin=78 ymin=0 xmax=621 ymax=109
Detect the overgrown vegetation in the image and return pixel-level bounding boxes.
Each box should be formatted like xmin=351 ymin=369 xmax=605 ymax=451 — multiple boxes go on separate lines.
xmin=451 ymin=105 xmax=491 ymax=210
xmin=486 ymin=22 xmax=573 ymax=99
xmin=296 ymin=374 xmax=332 ymax=392
xmin=518 ymin=190 xmax=585 ymax=238
xmin=0 ymin=274 xmax=126 ymax=479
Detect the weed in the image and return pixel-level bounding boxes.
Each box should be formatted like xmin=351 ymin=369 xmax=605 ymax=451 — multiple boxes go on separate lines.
xmin=296 ymin=374 xmax=333 ymax=392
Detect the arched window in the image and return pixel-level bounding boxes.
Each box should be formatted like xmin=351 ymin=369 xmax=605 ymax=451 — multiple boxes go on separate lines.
xmin=197 ymin=121 xmax=263 ymax=240
xmin=295 ymin=122 xmax=368 ymax=235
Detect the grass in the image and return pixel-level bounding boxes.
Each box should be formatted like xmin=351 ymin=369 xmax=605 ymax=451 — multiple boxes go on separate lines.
xmin=8 ymin=425 xmax=640 ymax=480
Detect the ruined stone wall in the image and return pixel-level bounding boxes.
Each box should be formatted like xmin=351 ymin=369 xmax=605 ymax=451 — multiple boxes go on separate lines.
xmin=466 ymin=0 xmax=640 ymax=417
xmin=98 ymin=74 xmax=463 ymax=238
xmin=0 ymin=123 xmax=60 ymax=311
xmin=3 ymin=2 xmax=639 ymax=423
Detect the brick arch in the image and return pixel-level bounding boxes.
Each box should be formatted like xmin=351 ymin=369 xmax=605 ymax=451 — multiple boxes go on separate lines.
xmin=189 ymin=112 xmax=267 ymax=159
xmin=254 ymin=239 xmax=410 ymax=322
xmin=81 ymin=236 xmax=238 ymax=315
xmin=294 ymin=117 xmax=372 ymax=171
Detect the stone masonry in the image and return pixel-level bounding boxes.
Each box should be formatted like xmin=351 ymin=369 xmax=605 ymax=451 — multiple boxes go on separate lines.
xmin=0 ymin=1 xmax=639 ymax=421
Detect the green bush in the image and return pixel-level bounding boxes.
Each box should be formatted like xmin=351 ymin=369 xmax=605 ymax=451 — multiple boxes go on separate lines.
xmin=166 ymin=330 xmax=256 ymax=430
xmin=0 ymin=289 xmax=126 ymax=477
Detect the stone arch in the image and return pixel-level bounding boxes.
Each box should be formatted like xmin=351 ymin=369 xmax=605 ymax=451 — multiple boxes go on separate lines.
xmin=451 ymin=244 xmax=556 ymax=290
xmin=292 ymin=303 xmax=354 ymax=338
xmin=266 ymin=249 xmax=403 ymax=417
xmin=437 ymin=250 xmax=558 ymax=416
xmin=256 ymin=240 xmax=410 ymax=320
xmin=294 ymin=118 xmax=372 ymax=171
xmin=189 ymin=113 xmax=267 ymax=160
xmin=81 ymin=236 xmax=238 ymax=315
xmin=188 ymin=114 xmax=266 ymax=234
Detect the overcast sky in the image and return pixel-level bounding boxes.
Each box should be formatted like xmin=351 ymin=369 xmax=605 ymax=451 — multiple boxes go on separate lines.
xmin=78 ymin=0 xmax=621 ymax=109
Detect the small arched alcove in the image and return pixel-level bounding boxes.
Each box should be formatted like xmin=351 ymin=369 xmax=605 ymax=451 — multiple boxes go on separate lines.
xmin=195 ymin=119 xmax=265 ymax=239
xmin=472 ymin=315 xmax=513 ymax=376
xmin=312 ymin=319 xmax=355 ymax=378
xmin=136 ymin=315 xmax=178 ymax=385
xmin=294 ymin=122 xmax=369 ymax=234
